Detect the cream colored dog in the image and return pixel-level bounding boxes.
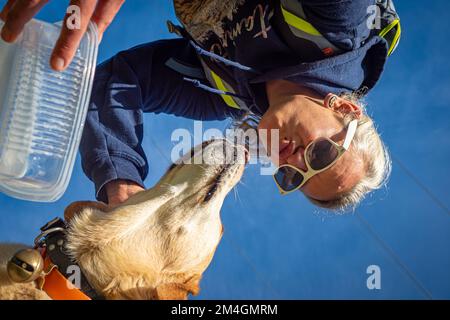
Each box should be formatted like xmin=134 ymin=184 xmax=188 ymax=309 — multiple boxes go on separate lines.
xmin=0 ymin=139 xmax=247 ymax=300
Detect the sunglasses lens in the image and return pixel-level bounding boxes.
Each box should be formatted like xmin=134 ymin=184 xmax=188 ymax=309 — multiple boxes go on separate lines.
xmin=274 ymin=166 xmax=304 ymax=192
xmin=307 ymin=138 xmax=339 ymax=171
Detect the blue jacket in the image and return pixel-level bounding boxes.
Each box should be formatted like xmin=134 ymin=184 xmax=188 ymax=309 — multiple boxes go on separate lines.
xmin=80 ymin=0 xmax=389 ymax=202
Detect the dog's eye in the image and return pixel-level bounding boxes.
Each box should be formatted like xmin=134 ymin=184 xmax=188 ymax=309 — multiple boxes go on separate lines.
xmin=204 ymin=185 xmax=218 ymax=202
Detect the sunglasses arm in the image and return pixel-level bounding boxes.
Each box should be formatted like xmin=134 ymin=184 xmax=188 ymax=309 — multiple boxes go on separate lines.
xmin=342 ymin=120 xmax=358 ymax=150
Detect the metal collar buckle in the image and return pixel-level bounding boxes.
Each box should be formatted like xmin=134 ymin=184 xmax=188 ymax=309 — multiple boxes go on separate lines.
xmin=34 ymin=217 xmax=67 ymax=248
xmin=34 ymin=227 xmax=66 ymax=248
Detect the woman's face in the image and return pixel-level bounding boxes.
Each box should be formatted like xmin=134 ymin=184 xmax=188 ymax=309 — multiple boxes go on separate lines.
xmin=259 ymin=80 xmax=365 ymax=201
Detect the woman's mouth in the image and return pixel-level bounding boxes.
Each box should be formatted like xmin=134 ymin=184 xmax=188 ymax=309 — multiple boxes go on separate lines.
xmin=279 ymin=140 xmax=295 ymax=162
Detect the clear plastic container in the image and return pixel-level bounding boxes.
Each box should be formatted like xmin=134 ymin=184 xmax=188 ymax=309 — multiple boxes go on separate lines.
xmin=0 ymin=19 xmax=99 ymax=202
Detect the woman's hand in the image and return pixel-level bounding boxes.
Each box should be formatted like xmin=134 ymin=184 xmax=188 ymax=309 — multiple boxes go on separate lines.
xmin=63 ymin=180 xmax=143 ymax=221
xmin=0 ymin=0 xmax=125 ymax=71
xmin=105 ymin=179 xmax=145 ymax=208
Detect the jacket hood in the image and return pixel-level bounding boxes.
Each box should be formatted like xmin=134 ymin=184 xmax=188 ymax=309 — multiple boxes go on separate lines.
xmin=249 ymin=36 xmax=389 ymax=97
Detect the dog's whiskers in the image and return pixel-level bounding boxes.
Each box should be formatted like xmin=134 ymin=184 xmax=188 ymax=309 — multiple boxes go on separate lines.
xmin=237 ymin=180 xmax=250 ymax=190
xmin=233 ymin=186 xmax=244 ymax=207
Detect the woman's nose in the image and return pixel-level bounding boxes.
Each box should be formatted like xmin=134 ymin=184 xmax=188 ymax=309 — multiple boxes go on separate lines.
xmin=286 ymin=147 xmax=308 ymax=171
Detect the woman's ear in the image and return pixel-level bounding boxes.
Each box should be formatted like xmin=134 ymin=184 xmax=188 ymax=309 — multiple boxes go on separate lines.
xmin=325 ymin=94 xmax=362 ymax=119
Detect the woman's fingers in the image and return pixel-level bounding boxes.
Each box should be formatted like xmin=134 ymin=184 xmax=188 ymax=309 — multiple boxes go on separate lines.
xmin=50 ymin=0 xmax=97 ymax=71
xmin=1 ymin=0 xmax=125 ymax=71
xmin=51 ymin=0 xmax=125 ymax=70
xmin=0 ymin=0 xmax=15 ymax=21
xmin=0 ymin=0 xmax=49 ymax=42
xmin=105 ymin=179 xmax=145 ymax=208
xmin=91 ymin=0 xmax=125 ymax=42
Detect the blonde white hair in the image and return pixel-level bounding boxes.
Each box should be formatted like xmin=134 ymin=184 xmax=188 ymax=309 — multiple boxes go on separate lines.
xmin=306 ymin=93 xmax=392 ymax=211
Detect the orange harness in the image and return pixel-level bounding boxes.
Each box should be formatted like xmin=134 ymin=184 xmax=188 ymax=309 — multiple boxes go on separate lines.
xmin=37 ymin=250 xmax=91 ymax=300
xmin=33 ymin=218 xmax=100 ymax=300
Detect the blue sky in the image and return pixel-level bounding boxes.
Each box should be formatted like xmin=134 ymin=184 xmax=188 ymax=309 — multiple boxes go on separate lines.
xmin=0 ymin=0 xmax=449 ymax=299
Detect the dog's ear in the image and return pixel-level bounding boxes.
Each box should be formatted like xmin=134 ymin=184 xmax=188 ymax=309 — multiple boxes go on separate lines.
xmin=64 ymin=201 xmax=109 ymax=221
xmin=155 ymin=283 xmax=189 ymax=300
xmin=108 ymin=287 xmax=159 ymax=300
xmin=155 ymin=275 xmax=202 ymax=300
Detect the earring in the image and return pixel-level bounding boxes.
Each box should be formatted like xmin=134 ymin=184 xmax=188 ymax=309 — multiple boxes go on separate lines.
xmin=328 ymin=95 xmax=338 ymax=109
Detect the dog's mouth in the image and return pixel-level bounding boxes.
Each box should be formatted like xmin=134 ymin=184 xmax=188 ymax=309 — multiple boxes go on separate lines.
xmin=202 ymin=141 xmax=248 ymax=203
xmin=203 ymin=140 xmax=249 ymax=202
xmin=203 ymin=164 xmax=231 ymax=202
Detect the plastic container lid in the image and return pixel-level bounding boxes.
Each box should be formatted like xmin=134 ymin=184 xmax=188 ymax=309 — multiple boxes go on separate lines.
xmin=0 ymin=19 xmax=99 ymax=202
